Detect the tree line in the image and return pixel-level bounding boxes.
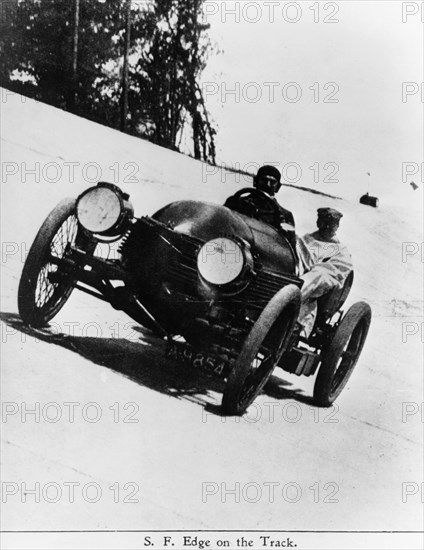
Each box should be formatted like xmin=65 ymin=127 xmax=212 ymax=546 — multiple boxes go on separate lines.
xmin=0 ymin=0 xmax=216 ymax=163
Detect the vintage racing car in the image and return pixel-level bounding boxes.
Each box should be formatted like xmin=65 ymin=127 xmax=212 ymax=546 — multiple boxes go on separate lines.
xmin=18 ymin=182 xmax=372 ymax=415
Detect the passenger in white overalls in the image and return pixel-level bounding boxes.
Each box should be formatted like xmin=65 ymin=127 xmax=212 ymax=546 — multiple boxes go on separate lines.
xmin=296 ymin=208 xmax=353 ymax=336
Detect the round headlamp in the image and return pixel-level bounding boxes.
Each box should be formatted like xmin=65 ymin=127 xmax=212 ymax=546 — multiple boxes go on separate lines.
xmin=197 ymin=237 xmax=246 ymax=286
xmin=76 ymin=182 xmax=133 ymax=239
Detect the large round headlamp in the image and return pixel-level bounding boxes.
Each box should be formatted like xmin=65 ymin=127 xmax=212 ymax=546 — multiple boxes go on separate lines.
xmin=197 ymin=237 xmax=249 ymax=286
xmin=76 ymin=182 xmax=133 ymax=239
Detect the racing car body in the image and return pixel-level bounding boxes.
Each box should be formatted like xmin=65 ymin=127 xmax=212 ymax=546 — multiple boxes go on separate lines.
xmin=18 ymin=182 xmax=371 ymax=415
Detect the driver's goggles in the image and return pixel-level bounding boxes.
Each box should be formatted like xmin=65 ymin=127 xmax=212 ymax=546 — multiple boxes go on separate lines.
xmin=258 ymin=176 xmax=278 ymax=185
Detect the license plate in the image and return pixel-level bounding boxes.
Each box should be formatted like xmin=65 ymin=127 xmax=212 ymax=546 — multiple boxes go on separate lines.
xmin=166 ymin=341 xmax=230 ymax=378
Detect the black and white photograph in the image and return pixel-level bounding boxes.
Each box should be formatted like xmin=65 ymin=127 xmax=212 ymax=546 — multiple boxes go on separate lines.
xmin=0 ymin=1 xmax=423 ymax=549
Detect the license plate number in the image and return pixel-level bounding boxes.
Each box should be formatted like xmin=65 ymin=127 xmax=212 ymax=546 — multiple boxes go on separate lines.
xmin=166 ymin=342 xmax=228 ymax=377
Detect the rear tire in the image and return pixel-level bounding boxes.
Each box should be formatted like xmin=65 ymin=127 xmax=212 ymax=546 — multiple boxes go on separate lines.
xmin=18 ymin=198 xmax=81 ymax=327
xmin=313 ymin=301 xmax=371 ymax=406
xmin=222 ymin=284 xmax=301 ymax=415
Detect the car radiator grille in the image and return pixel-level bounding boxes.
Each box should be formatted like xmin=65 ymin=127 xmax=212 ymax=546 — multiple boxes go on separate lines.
xmin=166 ymin=235 xmax=301 ymax=308
xmin=124 ymin=218 xmax=302 ymax=308
xmin=242 ymin=270 xmax=301 ymax=306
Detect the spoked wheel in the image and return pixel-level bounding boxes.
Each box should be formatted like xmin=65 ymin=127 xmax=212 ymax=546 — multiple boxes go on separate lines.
xmin=18 ymin=198 xmax=90 ymax=327
xmin=222 ymin=284 xmax=301 ymax=416
xmin=313 ymin=301 xmax=372 ymax=406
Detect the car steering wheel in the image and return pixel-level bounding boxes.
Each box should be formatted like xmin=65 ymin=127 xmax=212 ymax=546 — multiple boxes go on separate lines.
xmin=230 ymin=188 xmax=281 ymax=218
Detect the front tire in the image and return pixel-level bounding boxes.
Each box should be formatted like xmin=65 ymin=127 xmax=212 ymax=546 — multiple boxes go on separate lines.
xmin=313 ymin=301 xmax=371 ymax=406
xmin=222 ymin=284 xmax=301 ymax=415
xmin=18 ymin=198 xmax=81 ymax=327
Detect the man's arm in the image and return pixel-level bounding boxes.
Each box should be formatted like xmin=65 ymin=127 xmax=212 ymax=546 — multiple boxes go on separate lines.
xmin=276 ymin=204 xmax=295 ymax=227
xmin=276 ymin=206 xmax=296 ymax=249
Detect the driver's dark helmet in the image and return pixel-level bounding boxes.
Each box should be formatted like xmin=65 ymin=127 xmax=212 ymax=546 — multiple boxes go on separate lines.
xmin=253 ymin=165 xmax=282 ymax=196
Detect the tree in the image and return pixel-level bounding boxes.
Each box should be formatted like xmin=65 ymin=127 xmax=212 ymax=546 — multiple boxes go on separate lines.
xmin=120 ymin=0 xmax=131 ymax=132
xmin=0 ymin=0 xmax=123 ymax=113
xmin=0 ymin=0 xmax=216 ymax=163
xmin=130 ymin=0 xmax=216 ymax=162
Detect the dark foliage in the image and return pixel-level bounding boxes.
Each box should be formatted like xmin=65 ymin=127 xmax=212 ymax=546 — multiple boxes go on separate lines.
xmin=0 ymin=0 xmax=216 ymax=163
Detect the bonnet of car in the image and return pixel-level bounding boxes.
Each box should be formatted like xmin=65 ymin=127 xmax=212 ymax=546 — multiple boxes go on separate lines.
xmin=152 ymin=200 xmax=297 ymax=275
xmin=152 ymin=200 xmax=252 ymax=242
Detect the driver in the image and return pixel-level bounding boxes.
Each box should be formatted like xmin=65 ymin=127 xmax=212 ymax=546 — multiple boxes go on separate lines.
xmin=296 ymin=207 xmax=353 ymax=336
xmin=224 ymin=165 xmax=296 ymax=247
